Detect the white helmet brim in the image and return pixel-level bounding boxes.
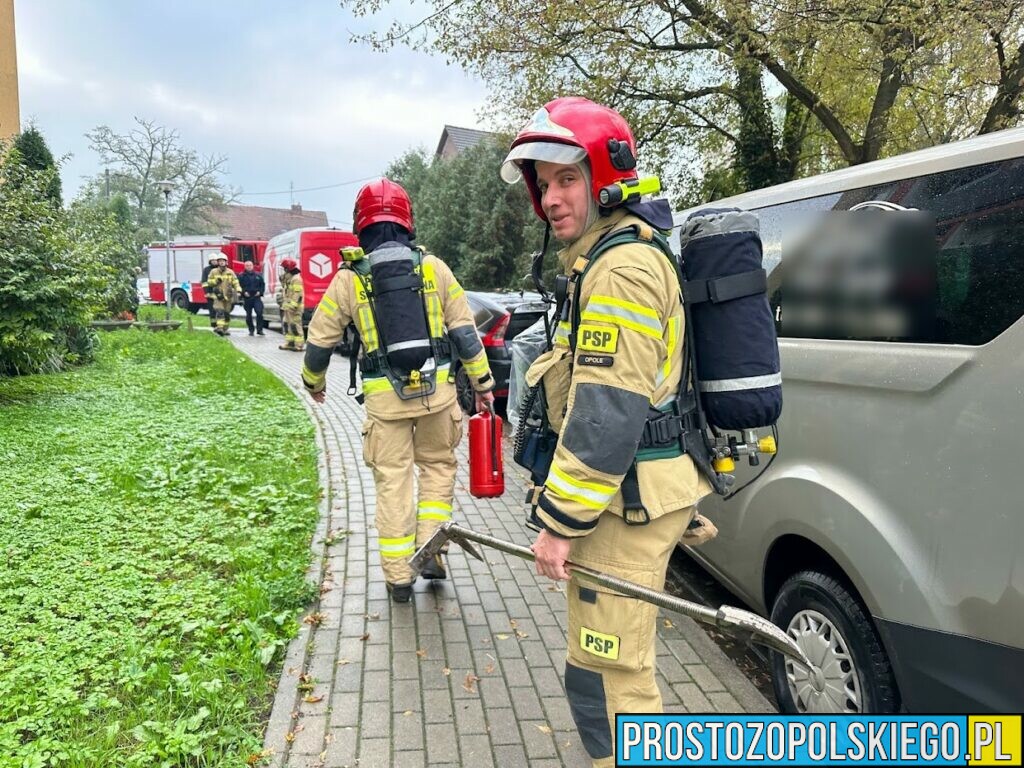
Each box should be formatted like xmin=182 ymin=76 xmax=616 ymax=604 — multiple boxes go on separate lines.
xmin=500 ymin=141 xmax=587 ymax=184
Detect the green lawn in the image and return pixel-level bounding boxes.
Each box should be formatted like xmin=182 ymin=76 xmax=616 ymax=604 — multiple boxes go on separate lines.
xmin=0 ymin=328 xmax=321 ymax=767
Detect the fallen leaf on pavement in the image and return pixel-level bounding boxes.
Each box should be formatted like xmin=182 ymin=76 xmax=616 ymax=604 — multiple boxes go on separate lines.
xmin=442 ymin=667 xmax=451 ymax=676
xmin=537 ymin=724 xmax=553 ymax=734
xmin=463 ymin=673 xmax=480 ymax=693
xmin=359 ymin=633 xmax=370 ymax=642
xmin=416 ymin=649 xmax=428 ymax=659
xmin=495 ymin=633 xmax=510 ymax=640
xmin=663 ymin=619 xmax=674 ymax=629
xmin=336 ymin=658 xmax=352 ymax=666
xmin=303 ymin=694 xmax=324 ymax=704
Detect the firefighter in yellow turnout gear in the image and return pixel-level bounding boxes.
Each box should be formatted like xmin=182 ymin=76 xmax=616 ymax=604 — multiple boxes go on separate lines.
xmin=277 ymin=258 xmax=305 ymax=351
xmin=301 ymin=179 xmax=494 ymax=603
xmin=204 ymin=255 xmax=241 ymax=336
xmin=502 ymin=99 xmax=713 ymax=766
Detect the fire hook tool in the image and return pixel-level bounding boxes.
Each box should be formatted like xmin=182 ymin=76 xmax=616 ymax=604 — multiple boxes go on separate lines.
xmin=411 ymin=520 xmax=810 ymax=667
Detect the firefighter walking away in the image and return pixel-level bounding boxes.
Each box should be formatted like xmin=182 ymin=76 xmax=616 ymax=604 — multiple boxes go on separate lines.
xmin=300 ymin=179 xmax=495 ymax=603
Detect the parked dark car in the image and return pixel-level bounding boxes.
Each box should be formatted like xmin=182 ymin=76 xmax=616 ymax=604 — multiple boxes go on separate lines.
xmin=454 ymin=291 xmax=547 ymax=414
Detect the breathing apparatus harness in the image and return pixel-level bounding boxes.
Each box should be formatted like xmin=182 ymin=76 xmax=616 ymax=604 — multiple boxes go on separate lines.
xmin=513 ymin=176 xmax=780 ymax=528
xmin=339 ymin=245 xmax=453 ymax=405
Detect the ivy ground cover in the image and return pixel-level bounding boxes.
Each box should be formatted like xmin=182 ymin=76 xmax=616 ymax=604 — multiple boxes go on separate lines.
xmin=0 ymin=329 xmax=321 ymax=767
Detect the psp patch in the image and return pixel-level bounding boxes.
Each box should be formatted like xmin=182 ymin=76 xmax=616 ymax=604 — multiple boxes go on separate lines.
xmin=577 ymin=324 xmax=618 ymax=353
xmin=580 ymin=626 xmax=620 ymax=660
xmin=577 ymin=354 xmax=613 ymax=367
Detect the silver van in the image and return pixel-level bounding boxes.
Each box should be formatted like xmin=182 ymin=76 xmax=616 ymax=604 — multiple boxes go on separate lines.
xmin=674 ymin=128 xmax=1024 ymax=714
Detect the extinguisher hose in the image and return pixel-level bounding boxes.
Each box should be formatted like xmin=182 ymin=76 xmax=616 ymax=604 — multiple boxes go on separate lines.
xmin=488 ymin=402 xmax=499 ymax=476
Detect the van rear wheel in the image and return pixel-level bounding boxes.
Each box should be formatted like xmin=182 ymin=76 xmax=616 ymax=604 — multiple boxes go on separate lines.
xmin=770 ymin=570 xmax=899 ymax=714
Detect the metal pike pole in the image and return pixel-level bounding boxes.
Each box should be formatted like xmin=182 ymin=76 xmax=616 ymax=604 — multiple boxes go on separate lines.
xmin=411 ymin=521 xmax=810 ymax=667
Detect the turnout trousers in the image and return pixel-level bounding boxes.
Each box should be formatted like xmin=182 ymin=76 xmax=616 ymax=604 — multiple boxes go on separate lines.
xmin=212 ymin=299 xmax=233 ymax=332
xmin=565 ymin=506 xmax=695 ymax=767
xmin=282 ymin=308 xmax=304 ymax=348
xmin=360 ymin=401 xmax=463 ymax=585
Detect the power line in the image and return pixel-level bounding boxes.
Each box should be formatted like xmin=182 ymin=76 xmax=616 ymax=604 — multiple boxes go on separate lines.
xmin=236 ymin=175 xmax=379 ymax=197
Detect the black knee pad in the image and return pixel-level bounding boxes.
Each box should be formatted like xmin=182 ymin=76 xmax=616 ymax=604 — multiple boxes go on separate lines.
xmin=565 ymin=661 xmax=612 ymax=760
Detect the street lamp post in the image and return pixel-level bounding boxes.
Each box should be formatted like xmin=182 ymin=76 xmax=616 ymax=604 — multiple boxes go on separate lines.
xmin=156 ymin=180 xmax=176 ymax=322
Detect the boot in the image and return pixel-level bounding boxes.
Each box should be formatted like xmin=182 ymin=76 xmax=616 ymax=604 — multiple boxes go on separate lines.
xmin=386 ymin=582 xmax=414 ymax=604
xmin=256 ymin=322 xmax=265 ymax=336
xmin=420 ymin=554 xmax=447 ymax=580
xmin=293 ymin=344 xmax=305 ymax=352
xmin=278 ymin=343 xmax=294 ymax=351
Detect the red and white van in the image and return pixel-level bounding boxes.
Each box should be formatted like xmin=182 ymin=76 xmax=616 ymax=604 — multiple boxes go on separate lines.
xmin=146 ymin=237 xmax=267 ymax=312
xmin=262 ymin=227 xmax=359 ymax=328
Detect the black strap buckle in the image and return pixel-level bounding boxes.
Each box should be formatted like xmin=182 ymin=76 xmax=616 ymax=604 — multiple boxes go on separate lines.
xmin=641 ymin=412 xmax=683 ymax=449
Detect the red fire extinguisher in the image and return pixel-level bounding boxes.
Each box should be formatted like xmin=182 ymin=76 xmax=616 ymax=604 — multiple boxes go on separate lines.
xmin=469 ymin=404 xmax=504 ymax=498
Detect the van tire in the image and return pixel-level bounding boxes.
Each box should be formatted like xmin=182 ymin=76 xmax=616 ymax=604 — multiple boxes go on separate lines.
xmin=770 ymin=570 xmax=899 ymax=714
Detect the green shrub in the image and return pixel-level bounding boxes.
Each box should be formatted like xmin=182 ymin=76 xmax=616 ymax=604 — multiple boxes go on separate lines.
xmin=0 ymin=149 xmax=96 ymax=375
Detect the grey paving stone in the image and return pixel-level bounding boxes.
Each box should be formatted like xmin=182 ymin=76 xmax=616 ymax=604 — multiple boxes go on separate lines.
xmin=322 ymin=727 xmax=357 ymax=768
xmin=426 ymin=722 xmax=460 ymax=764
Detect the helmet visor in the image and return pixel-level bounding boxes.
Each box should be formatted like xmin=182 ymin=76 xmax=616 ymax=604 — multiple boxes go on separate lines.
xmin=500 ymin=141 xmax=587 ymax=184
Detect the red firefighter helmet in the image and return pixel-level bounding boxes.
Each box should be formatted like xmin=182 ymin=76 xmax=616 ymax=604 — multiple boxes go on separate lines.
xmin=280 ymin=258 xmax=298 ymax=271
xmin=353 ymin=178 xmax=414 ymax=234
xmin=501 ymin=97 xmax=638 ymax=221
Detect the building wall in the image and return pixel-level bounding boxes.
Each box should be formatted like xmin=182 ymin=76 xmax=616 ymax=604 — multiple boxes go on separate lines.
xmin=439 ymin=134 xmax=458 ymax=161
xmin=0 ymin=0 xmax=19 ymax=140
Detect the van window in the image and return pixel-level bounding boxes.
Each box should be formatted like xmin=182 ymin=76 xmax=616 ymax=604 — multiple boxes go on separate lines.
xmin=760 ymin=157 xmax=1024 ymax=345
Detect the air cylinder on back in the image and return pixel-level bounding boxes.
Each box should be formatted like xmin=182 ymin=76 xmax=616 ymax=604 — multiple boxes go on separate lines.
xmin=679 ymin=208 xmax=782 ymax=430
xmin=368 ymin=244 xmax=432 ymax=374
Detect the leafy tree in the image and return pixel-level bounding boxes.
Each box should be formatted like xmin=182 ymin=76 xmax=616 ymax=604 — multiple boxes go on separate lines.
xmin=79 ymin=117 xmax=234 ymax=245
xmin=385 ymin=141 xmax=538 ymax=290
xmin=344 ymin=0 xmax=1024 ymax=201
xmin=67 ymin=198 xmax=140 ymax=319
xmin=0 ymin=145 xmax=97 ymax=375
xmin=12 ymin=125 xmax=62 ymax=206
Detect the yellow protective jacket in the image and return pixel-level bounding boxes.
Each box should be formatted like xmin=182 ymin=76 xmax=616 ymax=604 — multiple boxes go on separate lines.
xmin=527 ymin=209 xmax=712 ymax=538
xmin=204 ymin=267 xmax=241 ymax=303
xmin=278 ymin=272 xmax=304 ymax=312
xmin=301 ymin=249 xmax=493 ymax=420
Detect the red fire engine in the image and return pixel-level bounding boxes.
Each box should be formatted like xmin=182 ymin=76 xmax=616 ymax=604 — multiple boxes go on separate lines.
xmin=146 ymin=237 xmax=267 ymax=312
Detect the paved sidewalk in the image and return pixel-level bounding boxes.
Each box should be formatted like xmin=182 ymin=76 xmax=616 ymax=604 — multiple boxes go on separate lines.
xmin=231 ymin=334 xmax=774 ymax=768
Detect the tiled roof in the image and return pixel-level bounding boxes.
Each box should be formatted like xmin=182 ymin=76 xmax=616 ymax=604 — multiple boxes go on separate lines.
xmin=207 ymin=203 xmax=329 ymax=240
xmin=435 ymin=125 xmax=500 ymax=157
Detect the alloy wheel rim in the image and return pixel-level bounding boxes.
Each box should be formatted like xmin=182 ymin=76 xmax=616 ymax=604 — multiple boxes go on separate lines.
xmin=784 ymin=609 xmax=862 ymax=713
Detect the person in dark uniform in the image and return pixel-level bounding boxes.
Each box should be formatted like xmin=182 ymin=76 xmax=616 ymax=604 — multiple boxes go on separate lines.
xmin=238 ymin=259 xmax=266 ymax=335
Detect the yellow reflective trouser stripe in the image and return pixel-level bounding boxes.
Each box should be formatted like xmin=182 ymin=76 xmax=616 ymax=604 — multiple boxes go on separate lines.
xmin=448 ymin=283 xmax=464 ymax=299
xmin=464 ymin=356 xmax=488 ymax=376
xmin=581 ymin=294 xmax=663 ymax=339
xmin=546 ymin=464 xmax=616 ymax=510
xmin=418 ymin=501 xmax=452 ymax=521
xmin=319 ymin=295 xmax=338 ymax=317
xmin=379 ymin=534 xmax=416 ymax=557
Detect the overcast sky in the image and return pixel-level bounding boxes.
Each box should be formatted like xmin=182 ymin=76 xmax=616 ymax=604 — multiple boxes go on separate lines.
xmin=14 ymin=0 xmax=491 ymax=227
